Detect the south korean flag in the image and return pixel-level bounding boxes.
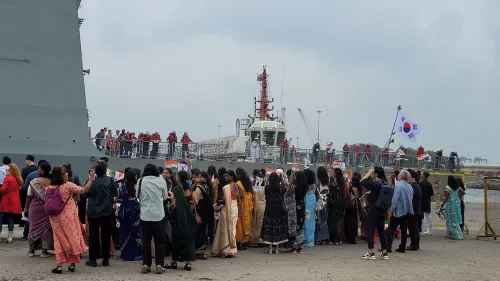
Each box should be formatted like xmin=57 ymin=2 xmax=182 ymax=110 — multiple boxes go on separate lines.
xmin=396 ymin=112 xmax=422 ymax=142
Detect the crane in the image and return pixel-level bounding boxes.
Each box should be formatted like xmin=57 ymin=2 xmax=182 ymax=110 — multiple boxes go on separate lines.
xmin=297 ymin=108 xmax=317 ymax=148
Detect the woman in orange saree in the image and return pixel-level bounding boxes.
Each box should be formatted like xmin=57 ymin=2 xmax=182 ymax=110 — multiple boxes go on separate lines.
xmin=235 ymin=168 xmax=253 ymax=250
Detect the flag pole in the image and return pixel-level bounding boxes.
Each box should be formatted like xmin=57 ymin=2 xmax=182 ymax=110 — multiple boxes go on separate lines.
xmin=383 ymin=105 xmax=402 ymax=148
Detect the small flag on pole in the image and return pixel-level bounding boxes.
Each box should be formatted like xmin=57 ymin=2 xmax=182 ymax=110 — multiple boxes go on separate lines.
xmin=416 ymin=153 xmax=431 ymax=161
xmin=266 ymin=168 xmax=275 ymax=176
xmin=164 ymin=161 xmax=179 ymax=172
xmin=332 ymin=161 xmax=346 ymax=170
xmin=106 ymin=169 xmax=124 ymax=181
xmin=396 ymin=148 xmax=405 ymax=158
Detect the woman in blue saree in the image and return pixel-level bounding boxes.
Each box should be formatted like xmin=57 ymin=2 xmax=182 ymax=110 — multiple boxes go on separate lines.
xmin=118 ymin=169 xmax=142 ymax=261
xmin=303 ymin=169 xmax=317 ymax=248
xmin=441 ymin=176 xmax=464 ymax=240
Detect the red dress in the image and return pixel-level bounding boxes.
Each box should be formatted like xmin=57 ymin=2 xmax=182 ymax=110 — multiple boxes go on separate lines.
xmin=0 ymin=175 xmax=23 ymax=214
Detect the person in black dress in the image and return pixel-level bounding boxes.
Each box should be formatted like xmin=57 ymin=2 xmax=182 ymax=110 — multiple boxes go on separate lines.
xmin=260 ymin=172 xmax=288 ymax=254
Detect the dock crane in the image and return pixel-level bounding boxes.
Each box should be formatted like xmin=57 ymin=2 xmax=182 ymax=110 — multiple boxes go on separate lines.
xmin=297 ymin=108 xmax=318 ymax=149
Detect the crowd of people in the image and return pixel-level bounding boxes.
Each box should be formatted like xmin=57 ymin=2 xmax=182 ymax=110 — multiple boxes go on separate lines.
xmin=0 ymin=155 xmax=467 ymax=274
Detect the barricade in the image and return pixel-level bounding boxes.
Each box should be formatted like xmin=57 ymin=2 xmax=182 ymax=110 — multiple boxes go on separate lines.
xmin=476 ymin=176 xmax=500 ymax=240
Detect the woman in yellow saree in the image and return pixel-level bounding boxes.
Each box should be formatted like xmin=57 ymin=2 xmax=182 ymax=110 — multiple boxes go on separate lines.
xmin=235 ymin=168 xmax=253 ymax=250
xmin=250 ymin=169 xmax=266 ymax=245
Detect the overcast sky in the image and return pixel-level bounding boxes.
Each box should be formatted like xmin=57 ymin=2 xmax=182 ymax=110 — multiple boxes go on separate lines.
xmin=80 ymin=0 xmax=499 ymax=162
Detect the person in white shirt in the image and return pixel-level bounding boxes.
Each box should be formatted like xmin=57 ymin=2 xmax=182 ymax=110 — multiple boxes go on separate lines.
xmin=0 ymin=156 xmax=12 ymax=186
xmin=136 ymin=164 xmax=169 ymax=274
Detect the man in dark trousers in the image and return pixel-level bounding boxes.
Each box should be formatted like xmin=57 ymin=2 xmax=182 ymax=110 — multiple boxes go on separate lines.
xmin=20 ymin=155 xmax=38 ymax=238
xmin=419 ymin=171 xmax=434 ymax=235
xmin=407 ymin=169 xmax=422 ymax=251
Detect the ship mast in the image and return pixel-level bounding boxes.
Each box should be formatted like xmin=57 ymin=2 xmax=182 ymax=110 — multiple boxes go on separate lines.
xmin=255 ymin=65 xmax=274 ymax=121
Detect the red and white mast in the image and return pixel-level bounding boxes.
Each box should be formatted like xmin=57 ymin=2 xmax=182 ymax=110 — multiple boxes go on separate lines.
xmin=256 ymin=65 xmax=273 ymax=120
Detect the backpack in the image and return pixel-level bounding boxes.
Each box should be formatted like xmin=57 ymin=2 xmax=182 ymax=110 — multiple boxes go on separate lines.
xmin=375 ymin=182 xmax=394 ymax=210
xmin=45 ymin=185 xmax=71 ymax=216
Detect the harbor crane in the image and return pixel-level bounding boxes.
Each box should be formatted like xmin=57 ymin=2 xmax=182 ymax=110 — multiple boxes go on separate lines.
xmin=297 ymin=108 xmax=318 ymax=148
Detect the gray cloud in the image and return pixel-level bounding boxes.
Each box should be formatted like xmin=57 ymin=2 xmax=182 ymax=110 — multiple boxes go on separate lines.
xmin=80 ymin=0 xmax=499 ymax=163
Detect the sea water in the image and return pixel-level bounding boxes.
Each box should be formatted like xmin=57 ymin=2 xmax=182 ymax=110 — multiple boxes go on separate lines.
xmin=464 ymin=189 xmax=500 ymax=203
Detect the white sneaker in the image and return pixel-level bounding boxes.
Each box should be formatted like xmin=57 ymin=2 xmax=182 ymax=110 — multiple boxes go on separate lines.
xmin=141 ymin=265 xmax=151 ymax=274
xmin=361 ymin=252 xmax=376 ymax=260
xmin=155 ymin=265 xmax=165 ymax=274
xmin=379 ymin=252 xmax=389 ymax=260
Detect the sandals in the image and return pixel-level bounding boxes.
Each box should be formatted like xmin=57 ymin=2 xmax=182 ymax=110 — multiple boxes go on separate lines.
xmin=51 ymin=265 xmax=63 ymax=274
xmin=184 ymin=262 xmax=192 ymax=271
xmin=165 ymin=262 xmax=177 ymax=269
xmin=68 ymin=263 xmax=76 ymax=272
xmin=266 ymin=247 xmax=278 ymax=254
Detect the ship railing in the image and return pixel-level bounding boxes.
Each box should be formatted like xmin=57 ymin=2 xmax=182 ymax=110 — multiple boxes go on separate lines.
xmin=90 ymin=138 xmax=461 ymax=171
xmin=91 ymin=138 xmax=230 ymax=161
xmin=244 ymin=146 xmax=462 ymax=171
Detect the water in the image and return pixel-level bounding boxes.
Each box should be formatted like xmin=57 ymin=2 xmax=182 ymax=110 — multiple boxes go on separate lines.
xmin=464 ymin=189 xmax=500 ymax=203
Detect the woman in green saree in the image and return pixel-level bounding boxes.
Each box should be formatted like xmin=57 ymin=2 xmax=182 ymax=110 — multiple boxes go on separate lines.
xmin=440 ymin=176 xmax=464 ymax=240
xmin=165 ymin=170 xmax=198 ymax=271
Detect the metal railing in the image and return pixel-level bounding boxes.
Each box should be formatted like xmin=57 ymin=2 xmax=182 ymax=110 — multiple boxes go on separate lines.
xmin=90 ymin=138 xmax=462 ymax=171
xmin=92 ymin=138 xmax=228 ymax=161
xmin=245 ymin=146 xmax=461 ymax=171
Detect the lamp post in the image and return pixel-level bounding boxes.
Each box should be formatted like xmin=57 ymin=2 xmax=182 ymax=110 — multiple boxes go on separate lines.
xmin=316 ymin=110 xmax=322 ymax=143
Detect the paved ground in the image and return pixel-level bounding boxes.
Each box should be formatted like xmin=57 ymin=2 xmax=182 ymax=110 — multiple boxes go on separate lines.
xmin=1 ymin=203 xmax=499 ymax=281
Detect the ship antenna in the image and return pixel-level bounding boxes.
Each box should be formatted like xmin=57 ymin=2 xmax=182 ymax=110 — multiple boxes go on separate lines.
xmin=256 ymin=65 xmax=271 ymax=120
xmin=280 ymin=60 xmax=285 ymax=115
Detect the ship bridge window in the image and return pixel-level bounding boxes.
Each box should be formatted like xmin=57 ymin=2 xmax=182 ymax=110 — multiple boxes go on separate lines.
xmin=250 ymin=131 xmax=260 ymax=142
xmin=276 ymin=132 xmax=286 ymax=145
xmin=263 ymin=131 xmax=275 ymax=146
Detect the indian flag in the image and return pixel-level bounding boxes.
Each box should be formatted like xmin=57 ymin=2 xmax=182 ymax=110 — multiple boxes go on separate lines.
xmin=164 ymin=160 xmax=178 ymax=172
xmin=266 ymin=168 xmax=275 ymax=175
xmin=106 ymin=169 xmax=124 ymax=181
xmin=416 ymin=153 xmax=430 ymax=161
xmin=291 ymin=163 xmax=300 ymax=172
